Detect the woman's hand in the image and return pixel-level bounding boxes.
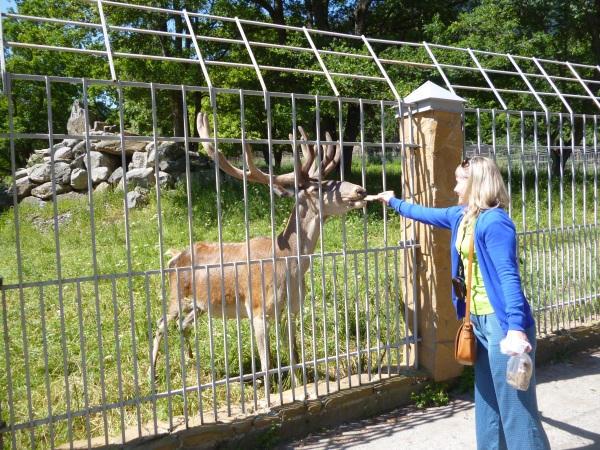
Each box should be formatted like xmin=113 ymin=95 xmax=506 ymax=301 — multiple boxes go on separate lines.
xmin=506 ymin=329 xmax=532 ymax=354
xmin=376 ymin=191 xmax=396 ymax=204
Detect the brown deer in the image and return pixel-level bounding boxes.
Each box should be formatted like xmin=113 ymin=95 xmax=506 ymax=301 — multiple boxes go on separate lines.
xmin=149 ymin=112 xmax=368 ymax=378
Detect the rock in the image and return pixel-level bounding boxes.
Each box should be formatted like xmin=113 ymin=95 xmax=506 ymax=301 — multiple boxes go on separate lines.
xmin=15 ymin=168 xmax=29 ymax=180
xmin=31 ymin=182 xmax=73 ymax=200
xmin=130 ymin=151 xmax=148 ymax=170
xmin=29 ymin=162 xmax=71 ymax=184
xmin=94 ymin=182 xmax=111 ymax=193
xmin=94 ymin=136 xmax=147 ymax=156
xmin=70 ymin=168 xmax=89 ymax=190
xmin=54 ymin=146 xmax=75 ymax=161
xmin=118 ymin=168 xmax=155 ymax=190
xmin=84 ymin=151 xmax=120 ymax=172
xmin=70 ymin=155 xmax=86 ymax=171
xmin=157 ymin=171 xmax=174 ymax=188
xmin=91 ymin=167 xmax=112 ymax=183
xmin=147 ymin=141 xmax=185 ymax=171
xmin=9 ymin=177 xmax=37 ymax=201
xmin=63 ymin=138 xmax=82 ymax=148
xmin=72 ymin=140 xmax=87 ymax=156
xmin=126 ymin=188 xmax=150 ymax=209
xmin=93 ymin=121 xmax=106 ymax=132
xmin=107 ymin=167 xmax=124 ymax=186
xmin=67 ymin=100 xmax=98 ymax=135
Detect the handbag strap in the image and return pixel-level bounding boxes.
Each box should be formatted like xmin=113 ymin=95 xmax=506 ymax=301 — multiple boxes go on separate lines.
xmin=464 ymin=225 xmax=475 ymax=325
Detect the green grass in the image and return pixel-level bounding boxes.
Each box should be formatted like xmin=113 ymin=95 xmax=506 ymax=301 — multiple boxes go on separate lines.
xmin=0 ymin=158 xmax=404 ymax=449
xmin=0 ymin=160 xmax=599 ymax=449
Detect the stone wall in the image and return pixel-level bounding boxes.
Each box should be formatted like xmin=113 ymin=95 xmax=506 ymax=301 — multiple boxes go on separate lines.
xmin=2 ymin=101 xmax=210 ymax=209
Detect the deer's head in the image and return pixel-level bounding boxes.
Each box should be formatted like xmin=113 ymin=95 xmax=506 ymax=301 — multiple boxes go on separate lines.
xmin=196 ymin=113 xmax=367 ymax=217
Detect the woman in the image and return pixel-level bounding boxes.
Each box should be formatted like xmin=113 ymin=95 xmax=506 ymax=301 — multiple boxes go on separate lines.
xmin=377 ymin=156 xmax=550 ymax=450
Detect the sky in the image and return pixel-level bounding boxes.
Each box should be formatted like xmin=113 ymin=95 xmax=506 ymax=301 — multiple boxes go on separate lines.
xmin=1 ymin=0 xmax=16 ymax=13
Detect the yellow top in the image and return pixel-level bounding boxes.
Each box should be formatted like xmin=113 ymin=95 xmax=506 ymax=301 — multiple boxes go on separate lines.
xmin=456 ymin=218 xmax=495 ymax=316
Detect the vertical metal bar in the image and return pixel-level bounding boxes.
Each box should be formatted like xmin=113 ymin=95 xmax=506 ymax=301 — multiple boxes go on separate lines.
xmin=45 ymin=76 xmax=73 ymax=448
xmin=289 ymin=93 xmax=306 ymax=396
xmin=337 ymin=97 xmax=352 ymax=388
xmin=302 ymin=27 xmax=339 ymax=97
xmin=39 ymin=285 xmax=56 ymax=449
xmin=519 ymin=112 xmax=527 ymax=320
xmin=1 ymin=280 xmax=17 ymax=449
xmin=331 ymin=255 xmax=341 ymax=390
xmin=179 ymin=85 xmax=203 ymax=423
xmin=143 ymin=274 xmax=158 ymax=433
xmin=533 ymin=112 xmax=546 ymax=332
xmin=116 ymin=79 xmax=142 ymax=437
xmin=358 ymin=99 xmax=371 ymax=378
xmin=407 ymin=106 xmax=419 ymax=368
xmin=110 ymin=277 xmax=126 ymax=443
xmin=1 ymin=85 xmax=18 ymax=442
xmin=79 ymin=281 xmax=93 ymax=445
xmin=558 ymin=114 xmax=567 ymax=328
xmin=148 ymin=82 xmax=174 ymax=428
xmin=239 ymin=92 xmax=260 ymax=411
xmin=352 ymin=252 xmax=361 ymax=381
xmin=592 ymin=114 xmax=600 ymax=320
xmin=174 ymin=267 xmax=190 ymax=424
xmin=506 ymin=112 xmax=513 ymax=218
xmin=380 ymin=101 xmax=392 ymax=376
xmin=581 ymin=116 xmax=589 ymax=321
xmin=309 ymin=256 xmax=319 ymax=396
xmin=233 ymin=262 xmax=245 ymax=411
xmin=263 ymin=93 xmax=284 ymax=404
xmin=96 ymin=0 xmax=117 ymax=81
xmin=180 ymin=85 xmax=204 ymax=421
xmin=207 ymin=93 xmax=221 ymax=418
xmin=314 ymin=95 xmax=331 ymax=391
xmin=203 ymin=264 xmax=219 ymax=419
xmin=82 ymin=78 xmax=109 ymax=445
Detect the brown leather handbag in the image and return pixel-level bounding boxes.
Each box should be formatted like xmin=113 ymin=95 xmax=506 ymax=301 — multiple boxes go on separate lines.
xmin=455 ymin=229 xmax=477 ymax=365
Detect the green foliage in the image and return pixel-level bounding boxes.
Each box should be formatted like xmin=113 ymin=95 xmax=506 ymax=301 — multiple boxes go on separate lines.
xmin=453 ymin=366 xmax=475 ymax=396
xmin=411 ymin=381 xmax=450 ymax=408
xmin=257 ymin=424 xmax=280 ymax=450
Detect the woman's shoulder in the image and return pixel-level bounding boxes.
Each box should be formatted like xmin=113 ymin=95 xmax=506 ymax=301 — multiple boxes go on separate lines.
xmin=478 ymin=208 xmax=515 ymax=229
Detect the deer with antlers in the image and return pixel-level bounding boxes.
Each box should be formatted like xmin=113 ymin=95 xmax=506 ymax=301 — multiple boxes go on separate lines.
xmin=149 ymin=112 xmax=368 ymax=379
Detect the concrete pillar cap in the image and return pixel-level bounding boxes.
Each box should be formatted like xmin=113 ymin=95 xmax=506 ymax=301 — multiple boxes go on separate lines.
xmin=398 ymin=81 xmax=467 ymax=115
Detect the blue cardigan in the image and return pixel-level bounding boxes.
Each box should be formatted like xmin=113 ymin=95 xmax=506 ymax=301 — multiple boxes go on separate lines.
xmin=388 ymin=198 xmax=535 ymax=334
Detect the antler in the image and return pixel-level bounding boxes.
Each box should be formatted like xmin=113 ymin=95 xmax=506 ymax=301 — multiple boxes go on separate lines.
xmin=196 ymin=112 xmax=340 ymax=188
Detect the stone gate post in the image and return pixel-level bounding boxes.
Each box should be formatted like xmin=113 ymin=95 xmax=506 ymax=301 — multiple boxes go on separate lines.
xmin=398 ymin=81 xmax=466 ymax=381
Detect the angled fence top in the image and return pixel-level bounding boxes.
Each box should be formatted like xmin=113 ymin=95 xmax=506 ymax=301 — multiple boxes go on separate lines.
xmin=1 ymin=0 xmax=600 ymax=114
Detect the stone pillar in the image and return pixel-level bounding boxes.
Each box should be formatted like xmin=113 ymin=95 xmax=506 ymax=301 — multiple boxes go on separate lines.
xmin=398 ymin=81 xmax=466 ymax=381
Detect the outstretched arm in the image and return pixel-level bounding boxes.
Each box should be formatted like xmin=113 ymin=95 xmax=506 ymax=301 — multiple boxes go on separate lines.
xmin=377 ymin=191 xmax=458 ymax=230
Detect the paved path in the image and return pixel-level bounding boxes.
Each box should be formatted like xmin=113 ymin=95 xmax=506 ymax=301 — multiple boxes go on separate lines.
xmin=277 ymin=349 xmax=600 ymax=449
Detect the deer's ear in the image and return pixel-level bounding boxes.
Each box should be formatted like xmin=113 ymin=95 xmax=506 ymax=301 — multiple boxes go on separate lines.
xmin=273 ymin=185 xmax=295 ymax=198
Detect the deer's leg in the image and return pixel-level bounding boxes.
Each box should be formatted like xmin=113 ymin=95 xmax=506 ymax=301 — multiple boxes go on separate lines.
xmin=177 ymin=299 xmax=196 ymax=361
xmin=149 ymin=307 xmax=179 ymax=378
xmin=252 ymin=315 xmax=270 ymax=375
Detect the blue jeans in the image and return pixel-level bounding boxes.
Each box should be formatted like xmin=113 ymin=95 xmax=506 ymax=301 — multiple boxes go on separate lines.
xmin=471 ymin=313 xmax=550 ymax=450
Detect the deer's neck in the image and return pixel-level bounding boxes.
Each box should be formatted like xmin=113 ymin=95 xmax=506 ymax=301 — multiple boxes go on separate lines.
xmin=277 ymin=200 xmax=325 ymax=257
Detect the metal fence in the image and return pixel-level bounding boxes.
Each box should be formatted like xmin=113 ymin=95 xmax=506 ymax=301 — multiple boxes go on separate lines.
xmin=0 ymin=1 xmax=599 ymax=448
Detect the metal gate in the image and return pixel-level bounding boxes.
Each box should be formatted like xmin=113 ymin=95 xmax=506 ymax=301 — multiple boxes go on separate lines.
xmin=1 ymin=1 xmax=599 ymax=448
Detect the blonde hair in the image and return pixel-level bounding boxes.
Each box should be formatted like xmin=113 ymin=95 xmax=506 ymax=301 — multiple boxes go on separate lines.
xmin=455 ymin=156 xmax=509 ymax=226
